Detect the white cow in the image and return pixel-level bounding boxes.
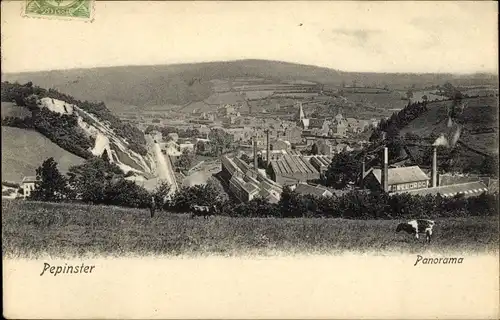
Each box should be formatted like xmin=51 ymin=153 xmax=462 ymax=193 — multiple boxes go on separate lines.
xmin=396 ymin=219 xmax=435 ymax=243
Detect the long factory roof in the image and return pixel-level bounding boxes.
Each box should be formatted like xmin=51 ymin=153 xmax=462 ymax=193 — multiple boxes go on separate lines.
xmin=393 ymin=181 xmax=489 ymax=198
xmin=270 ymin=155 xmax=319 ymax=176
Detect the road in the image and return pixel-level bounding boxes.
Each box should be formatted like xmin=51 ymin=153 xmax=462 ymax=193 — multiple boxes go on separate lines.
xmin=182 ymin=160 xmax=221 ymax=187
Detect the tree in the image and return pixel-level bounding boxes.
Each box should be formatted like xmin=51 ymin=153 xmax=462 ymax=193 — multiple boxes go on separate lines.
xmin=103 ymin=179 xmax=150 ymax=208
xmin=176 ymin=149 xmax=195 ymax=172
xmin=67 ymin=157 xmax=123 ymax=203
xmin=406 ymin=89 xmax=414 ymax=103
xmin=323 ymin=152 xmax=359 ymax=189
xmin=172 ymin=184 xmax=222 ymax=212
xmin=312 ymin=139 xmax=329 ymax=155
xmin=208 ymin=128 xmax=234 ymax=156
xmin=30 ymin=157 xmax=69 ymax=202
xmin=278 ymin=186 xmax=307 ymax=218
xmin=240 ymin=153 xmax=251 ymax=164
xmin=152 ymin=181 xmax=172 ymax=209
xmin=422 ymin=95 xmax=428 ymax=105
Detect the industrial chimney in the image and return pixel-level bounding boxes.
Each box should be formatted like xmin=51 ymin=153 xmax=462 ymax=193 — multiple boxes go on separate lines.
xmin=253 ymin=137 xmax=258 ymax=171
xmin=431 ymin=146 xmax=437 ymax=188
xmin=360 ymin=158 xmax=366 ymax=187
xmin=381 ymin=147 xmax=389 ymax=192
xmin=266 ymin=130 xmax=270 ymax=167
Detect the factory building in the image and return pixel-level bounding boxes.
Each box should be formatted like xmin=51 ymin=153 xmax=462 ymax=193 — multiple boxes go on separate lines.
xmin=363 ymin=166 xmax=430 ymax=192
xmin=309 ymin=155 xmax=333 ymax=176
xmin=363 ymin=146 xmax=492 ymax=198
xmin=269 ymin=154 xmax=320 ymax=185
xmin=293 ymin=183 xmax=333 ymax=197
xmin=221 ymin=155 xmax=282 ymax=203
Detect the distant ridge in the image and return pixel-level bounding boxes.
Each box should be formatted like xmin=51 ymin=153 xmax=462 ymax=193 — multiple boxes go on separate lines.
xmin=2 ymin=59 xmax=498 ymax=109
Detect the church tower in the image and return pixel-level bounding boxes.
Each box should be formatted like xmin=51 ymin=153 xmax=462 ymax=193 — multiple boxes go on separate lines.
xmin=295 ymin=102 xmax=305 ymax=121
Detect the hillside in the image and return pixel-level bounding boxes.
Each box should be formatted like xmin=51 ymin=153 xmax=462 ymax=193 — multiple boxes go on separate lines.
xmin=1 ymin=82 xmax=171 ymax=181
xmin=400 ymin=96 xmax=499 ymax=155
xmin=2 ymin=60 xmax=497 ymax=109
xmin=1 ymin=102 xmax=31 ymax=119
xmin=1 ymin=127 xmax=85 ymax=182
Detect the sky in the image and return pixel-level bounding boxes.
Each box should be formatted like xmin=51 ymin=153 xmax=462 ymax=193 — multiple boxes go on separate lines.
xmin=1 ymin=1 xmax=498 ymax=74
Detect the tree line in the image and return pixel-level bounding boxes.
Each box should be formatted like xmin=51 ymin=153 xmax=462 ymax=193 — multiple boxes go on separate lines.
xmin=1 ymin=81 xmax=147 ymax=156
xmin=30 ymin=157 xmax=498 ymax=220
xmin=2 ymin=89 xmax=95 ymax=159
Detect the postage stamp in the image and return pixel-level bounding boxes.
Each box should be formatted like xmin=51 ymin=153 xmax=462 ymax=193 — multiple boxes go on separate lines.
xmin=22 ymin=0 xmax=94 ymax=22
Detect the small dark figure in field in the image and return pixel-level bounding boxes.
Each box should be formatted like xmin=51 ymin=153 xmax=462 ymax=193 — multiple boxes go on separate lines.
xmin=190 ymin=204 xmax=217 ymax=219
xmin=150 ymin=196 xmax=156 ymax=218
xmin=396 ymin=219 xmax=435 ymax=243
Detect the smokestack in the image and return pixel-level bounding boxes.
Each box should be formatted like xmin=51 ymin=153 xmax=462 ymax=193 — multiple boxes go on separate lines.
xmin=253 ymin=137 xmax=258 ymax=170
xmin=360 ymin=158 xmax=366 ymax=187
xmin=382 ymin=147 xmax=388 ymax=192
xmin=431 ymin=146 xmax=437 ymax=188
xmin=266 ymin=130 xmax=270 ymax=167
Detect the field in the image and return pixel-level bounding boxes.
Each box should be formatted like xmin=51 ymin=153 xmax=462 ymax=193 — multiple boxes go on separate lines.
xmin=2 ymin=200 xmax=498 ymax=258
xmin=1 ymin=127 xmax=85 ymax=182
xmin=4 ymin=60 xmax=497 ymax=108
xmin=1 ymin=101 xmax=32 ymax=119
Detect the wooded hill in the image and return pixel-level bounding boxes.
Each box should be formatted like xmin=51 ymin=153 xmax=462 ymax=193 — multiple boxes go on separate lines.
xmin=3 ymin=60 xmax=497 ymax=109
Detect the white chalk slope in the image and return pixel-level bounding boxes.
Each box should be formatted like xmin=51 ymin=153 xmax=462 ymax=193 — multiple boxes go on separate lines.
xmin=38 ymin=98 xmax=177 ymax=192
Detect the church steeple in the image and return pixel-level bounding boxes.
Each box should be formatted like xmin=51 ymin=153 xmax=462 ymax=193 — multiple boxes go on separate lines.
xmin=295 ymin=102 xmax=305 ymax=121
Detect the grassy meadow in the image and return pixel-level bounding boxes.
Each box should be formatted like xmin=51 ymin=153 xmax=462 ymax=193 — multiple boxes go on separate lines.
xmin=1 ymin=127 xmax=85 ymax=182
xmin=2 ymin=199 xmax=498 ymax=258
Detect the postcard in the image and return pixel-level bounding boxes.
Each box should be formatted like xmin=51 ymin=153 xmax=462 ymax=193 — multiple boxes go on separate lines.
xmin=1 ymin=1 xmax=499 ymax=319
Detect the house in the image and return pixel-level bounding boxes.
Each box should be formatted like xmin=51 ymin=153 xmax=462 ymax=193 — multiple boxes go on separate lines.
xmin=218 ymin=104 xmax=238 ymax=117
xmin=308 ymin=119 xmax=330 ymax=136
xmin=357 ymin=120 xmax=370 ymax=132
xmin=370 ymin=118 xmax=380 ymax=128
xmin=166 ymin=133 xmax=179 ymax=142
xmin=363 ymin=166 xmax=430 ymax=192
xmin=149 ymin=130 xmax=163 ymax=143
xmin=333 ymin=143 xmax=352 ymax=154
xmin=179 ymin=142 xmax=195 ymax=153
xmin=271 ymin=139 xmax=292 ymax=152
xmin=281 ymin=126 xmax=303 ymax=144
xmin=329 ymin=120 xmax=347 ymax=137
xmin=334 ymin=112 xmax=344 ymax=123
xmin=21 ymin=176 xmax=39 ymax=199
xmin=164 ymin=140 xmax=182 ymax=156
xmin=346 ymin=118 xmax=361 ymax=133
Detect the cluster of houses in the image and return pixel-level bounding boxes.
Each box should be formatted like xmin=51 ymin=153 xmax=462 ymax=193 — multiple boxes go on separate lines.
xmin=219 ymin=131 xmax=496 ymax=203
xmin=295 ymin=102 xmax=374 ymax=137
